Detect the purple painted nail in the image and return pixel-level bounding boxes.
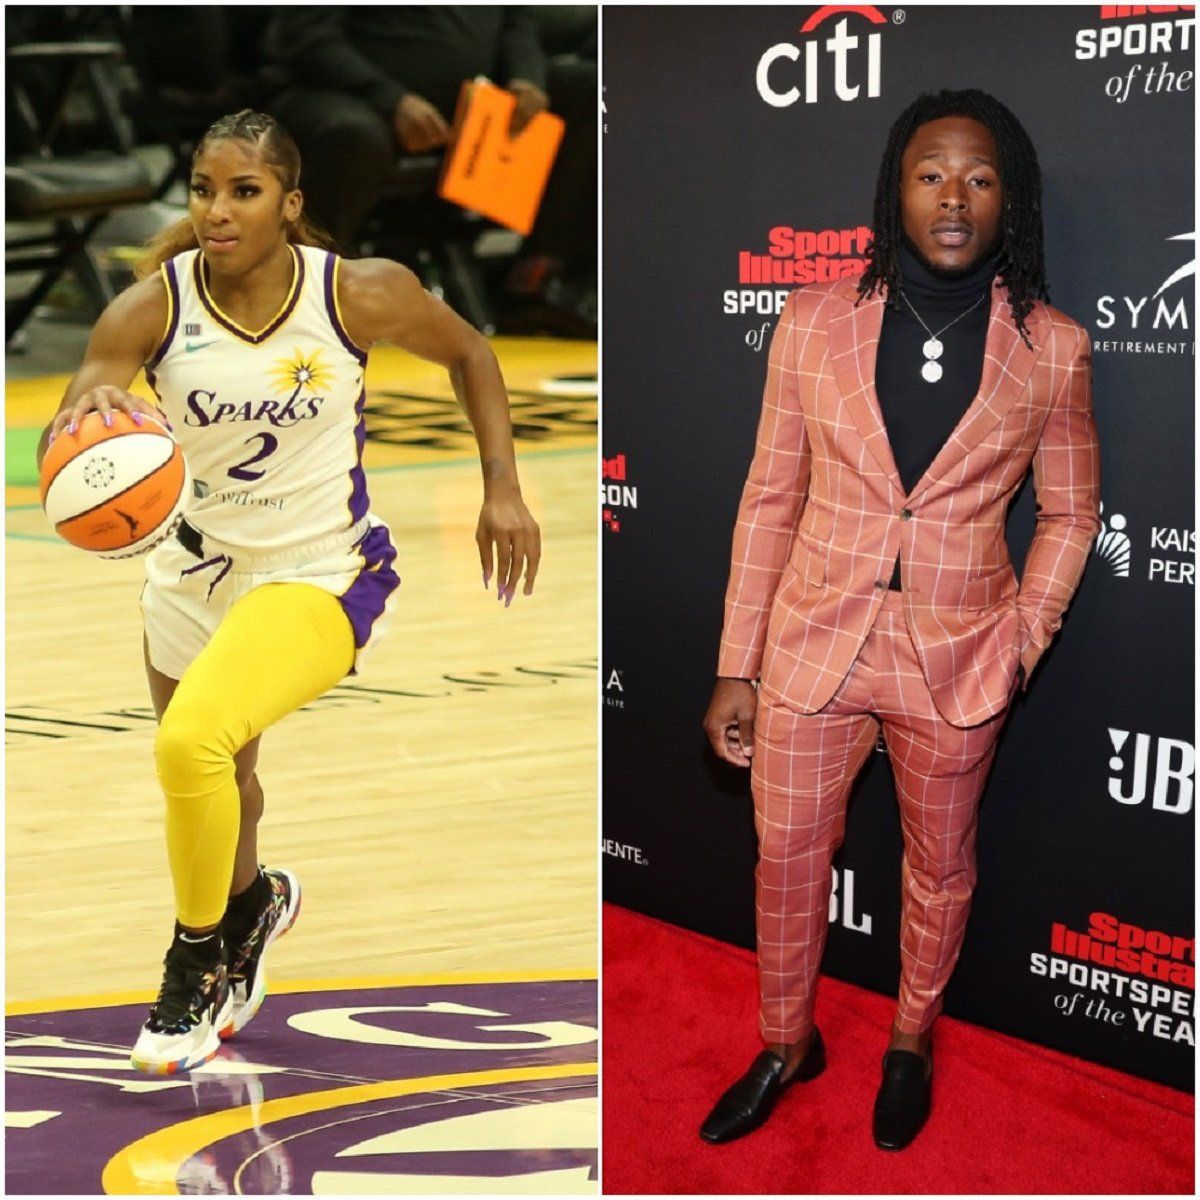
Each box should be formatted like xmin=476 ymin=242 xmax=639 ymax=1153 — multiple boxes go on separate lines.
xmin=132 ymin=411 xmax=144 ymax=425
xmin=102 ymin=412 xmax=113 ymax=428
xmin=67 ymin=421 xmax=78 ymax=435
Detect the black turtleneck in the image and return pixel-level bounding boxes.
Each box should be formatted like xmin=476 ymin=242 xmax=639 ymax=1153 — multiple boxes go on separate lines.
xmin=876 ymin=244 xmax=996 ymax=588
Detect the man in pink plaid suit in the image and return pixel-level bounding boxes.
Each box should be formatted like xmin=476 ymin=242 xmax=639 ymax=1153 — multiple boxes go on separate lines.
xmin=700 ymin=90 xmax=1100 ymax=1151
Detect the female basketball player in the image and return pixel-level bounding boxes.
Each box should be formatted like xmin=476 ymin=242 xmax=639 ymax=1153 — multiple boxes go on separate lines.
xmin=36 ymin=110 xmax=541 ymax=1074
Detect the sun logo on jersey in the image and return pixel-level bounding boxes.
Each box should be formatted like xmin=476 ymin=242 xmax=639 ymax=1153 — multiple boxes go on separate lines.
xmin=268 ymin=347 xmax=335 ymax=397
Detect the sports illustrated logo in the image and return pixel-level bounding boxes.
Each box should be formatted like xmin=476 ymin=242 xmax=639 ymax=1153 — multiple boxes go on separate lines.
xmin=1074 ymin=6 xmax=1195 ymax=103
xmin=1093 ymin=505 xmax=1132 ymax=576
xmin=756 ymin=6 xmax=896 ymax=108
xmin=602 ymin=453 xmax=636 ymax=533
xmin=1091 ymin=502 xmax=1195 ymax=584
xmin=1108 ymin=728 xmax=1194 ymax=813
xmin=829 ymin=866 xmax=873 ymax=934
xmin=1093 ymin=232 xmax=1194 ymax=356
xmin=603 ymin=837 xmax=648 ymax=866
xmin=604 ymin=667 xmax=625 ymax=709
xmin=726 ymin=225 xmax=874 ymax=348
xmin=1029 ymin=912 xmax=1194 ymax=1048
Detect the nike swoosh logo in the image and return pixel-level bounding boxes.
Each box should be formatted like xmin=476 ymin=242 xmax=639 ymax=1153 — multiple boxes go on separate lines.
xmin=185 ymin=340 xmax=219 ymax=353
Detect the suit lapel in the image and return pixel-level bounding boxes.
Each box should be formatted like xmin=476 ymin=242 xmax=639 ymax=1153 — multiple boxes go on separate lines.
xmin=907 ymin=280 xmax=1042 ymax=504
xmin=827 ymin=285 xmax=903 ymax=493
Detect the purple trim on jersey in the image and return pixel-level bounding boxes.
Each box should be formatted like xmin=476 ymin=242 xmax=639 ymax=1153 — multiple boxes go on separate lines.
xmin=348 ymin=384 xmax=369 ymax=525
xmin=323 ymin=253 xmax=369 ymax=365
xmin=194 ymin=245 xmax=304 ymax=343
xmin=339 ymin=524 xmax=400 ymax=653
xmin=145 ymin=260 xmax=181 ymax=369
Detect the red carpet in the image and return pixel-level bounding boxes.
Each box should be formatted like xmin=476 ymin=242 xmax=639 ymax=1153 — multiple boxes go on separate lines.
xmin=602 ymin=903 xmax=1194 ymax=1195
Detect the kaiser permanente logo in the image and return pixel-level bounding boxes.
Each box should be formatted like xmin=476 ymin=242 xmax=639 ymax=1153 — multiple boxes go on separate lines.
xmin=1092 ymin=503 xmax=1195 ymax=585
xmin=756 ymin=5 xmax=898 ymax=108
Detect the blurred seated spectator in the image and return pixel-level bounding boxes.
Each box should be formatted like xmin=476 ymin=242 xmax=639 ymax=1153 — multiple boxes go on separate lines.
xmin=119 ymin=6 xmax=285 ymax=189
xmin=266 ymin=6 xmax=596 ymax=337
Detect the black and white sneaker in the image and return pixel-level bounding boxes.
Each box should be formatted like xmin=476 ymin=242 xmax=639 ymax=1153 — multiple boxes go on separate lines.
xmin=225 ymin=867 xmax=301 ymax=1036
xmin=131 ymin=933 xmax=233 ymax=1074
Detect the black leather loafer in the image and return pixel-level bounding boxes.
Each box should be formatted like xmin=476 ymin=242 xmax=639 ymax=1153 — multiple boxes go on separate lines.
xmin=872 ymin=1047 xmax=932 ymax=1151
xmin=699 ymin=1028 xmax=826 ymax=1144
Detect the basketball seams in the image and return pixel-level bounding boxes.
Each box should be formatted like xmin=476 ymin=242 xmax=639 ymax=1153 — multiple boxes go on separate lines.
xmin=40 ymin=410 xmax=188 ymax=555
xmin=52 ymin=452 xmax=185 ymax=531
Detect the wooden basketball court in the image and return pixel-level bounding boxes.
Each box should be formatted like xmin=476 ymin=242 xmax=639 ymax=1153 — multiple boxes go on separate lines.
xmin=7 ymin=335 xmax=597 ymax=999
xmin=5 ymin=333 xmax=597 ymax=1194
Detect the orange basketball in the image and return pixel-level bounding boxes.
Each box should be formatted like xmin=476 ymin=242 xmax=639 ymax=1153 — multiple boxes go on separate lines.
xmin=40 ymin=410 xmax=190 ymax=558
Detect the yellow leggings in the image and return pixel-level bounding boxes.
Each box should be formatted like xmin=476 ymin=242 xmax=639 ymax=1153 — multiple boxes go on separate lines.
xmin=154 ymin=583 xmax=354 ymax=928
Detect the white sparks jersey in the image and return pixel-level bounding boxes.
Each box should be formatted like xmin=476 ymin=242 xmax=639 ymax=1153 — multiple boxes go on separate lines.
xmin=145 ymin=244 xmax=371 ymax=554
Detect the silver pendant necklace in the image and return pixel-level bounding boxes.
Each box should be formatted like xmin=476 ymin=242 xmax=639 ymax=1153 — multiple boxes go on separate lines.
xmin=899 ymin=288 xmax=988 ymax=383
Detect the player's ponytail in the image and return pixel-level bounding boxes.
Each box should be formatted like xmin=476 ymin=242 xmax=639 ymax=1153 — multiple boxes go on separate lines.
xmin=134 ymin=110 xmax=337 ymax=280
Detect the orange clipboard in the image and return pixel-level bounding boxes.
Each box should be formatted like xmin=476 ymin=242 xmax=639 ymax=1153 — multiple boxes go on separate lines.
xmin=438 ymin=79 xmax=565 ymax=236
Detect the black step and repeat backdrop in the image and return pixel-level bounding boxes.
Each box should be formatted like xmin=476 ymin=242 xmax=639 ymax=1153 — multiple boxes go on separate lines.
xmin=602 ymin=5 xmax=1194 ymax=1091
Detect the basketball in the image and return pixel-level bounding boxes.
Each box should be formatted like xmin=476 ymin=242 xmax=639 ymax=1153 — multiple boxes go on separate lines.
xmin=39 ymin=410 xmax=190 ymax=559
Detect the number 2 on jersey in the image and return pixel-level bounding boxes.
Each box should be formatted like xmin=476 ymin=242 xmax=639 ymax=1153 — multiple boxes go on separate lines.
xmin=228 ymin=431 xmax=280 ymax=481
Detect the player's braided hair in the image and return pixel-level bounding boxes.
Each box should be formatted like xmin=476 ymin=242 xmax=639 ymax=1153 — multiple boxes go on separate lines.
xmin=196 ymin=109 xmax=304 ymax=193
xmin=856 ymin=89 xmax=1047 ymax=346
xmin=135 ymin=109 xmax=335 ymax=279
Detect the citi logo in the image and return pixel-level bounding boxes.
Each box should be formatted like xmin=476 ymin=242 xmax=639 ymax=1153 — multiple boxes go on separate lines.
xmin=1093 ymin=504 xmax=1132 ymax=576
xmin=1108 ymin=728 xmax=1194 ymax=814
xmin=756 ymin=6 xmax=891 ymax=108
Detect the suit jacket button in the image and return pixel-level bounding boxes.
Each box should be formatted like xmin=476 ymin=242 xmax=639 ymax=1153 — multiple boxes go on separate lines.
xmin=874 ymin=579 xmax=888 ymax=590
xmin=900 ymin=508 xmax=913 ymax=521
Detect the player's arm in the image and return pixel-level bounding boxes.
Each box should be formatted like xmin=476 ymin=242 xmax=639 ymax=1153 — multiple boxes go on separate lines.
xmin=338 ymin=257 xmax=540 ymax=604
xmin=36 ymin=275 xmax=169 ymax=468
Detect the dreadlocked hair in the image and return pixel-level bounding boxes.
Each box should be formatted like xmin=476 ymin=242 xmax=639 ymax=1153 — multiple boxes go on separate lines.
xmin=856 ymin=89 xmax=1047 ymax=346
xmin=134 ymin=109 xmax=336 ymax=280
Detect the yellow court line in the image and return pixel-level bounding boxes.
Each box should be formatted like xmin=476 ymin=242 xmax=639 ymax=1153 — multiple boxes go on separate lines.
xmin=5 ymin=967 xmax=598 ymax=1017
xmin=101 ymin=1060 xmax=598 ymax=1195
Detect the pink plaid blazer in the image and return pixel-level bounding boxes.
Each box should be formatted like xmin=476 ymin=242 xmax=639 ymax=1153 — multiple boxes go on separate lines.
xmin=717 ymin=275 xmax=1101 ymax=729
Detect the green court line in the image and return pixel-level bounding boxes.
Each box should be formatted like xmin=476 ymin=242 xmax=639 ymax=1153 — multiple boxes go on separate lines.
xmin=5 ymin=427 xmax=41 ymax=487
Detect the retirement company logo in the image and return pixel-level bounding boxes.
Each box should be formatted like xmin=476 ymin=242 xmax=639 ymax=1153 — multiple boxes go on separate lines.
xmin=1092 ymin=232 xmax=1195 ymax=357
xmin=1074 ymin=6 xmax=1195 ymax=104
xmin=1092 ymin=503 xmax=1196 ymax=585
xmin=602 ymin=453 xmax=636 ymax=533
xmin=1029 ymin=911 xmax=1194 ymax=1048
xmin=756 ymin=6 xmax=900 ymax=108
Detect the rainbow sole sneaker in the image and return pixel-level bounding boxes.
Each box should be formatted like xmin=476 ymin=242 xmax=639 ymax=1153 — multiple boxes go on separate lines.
xmin=224 ymin=867 xmax=302 ymax=1037
xmin=131 ymin=940 xmax=234 ymax=1074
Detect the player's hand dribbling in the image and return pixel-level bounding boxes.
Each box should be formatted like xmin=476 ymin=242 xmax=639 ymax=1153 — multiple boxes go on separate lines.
xmin=48 ymin=386 xmax=166 ymax=444
xmin=477 ymin=493 xmax=540 ymax=607
xmin=704 ymin=677 xmax=759 ymax=768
